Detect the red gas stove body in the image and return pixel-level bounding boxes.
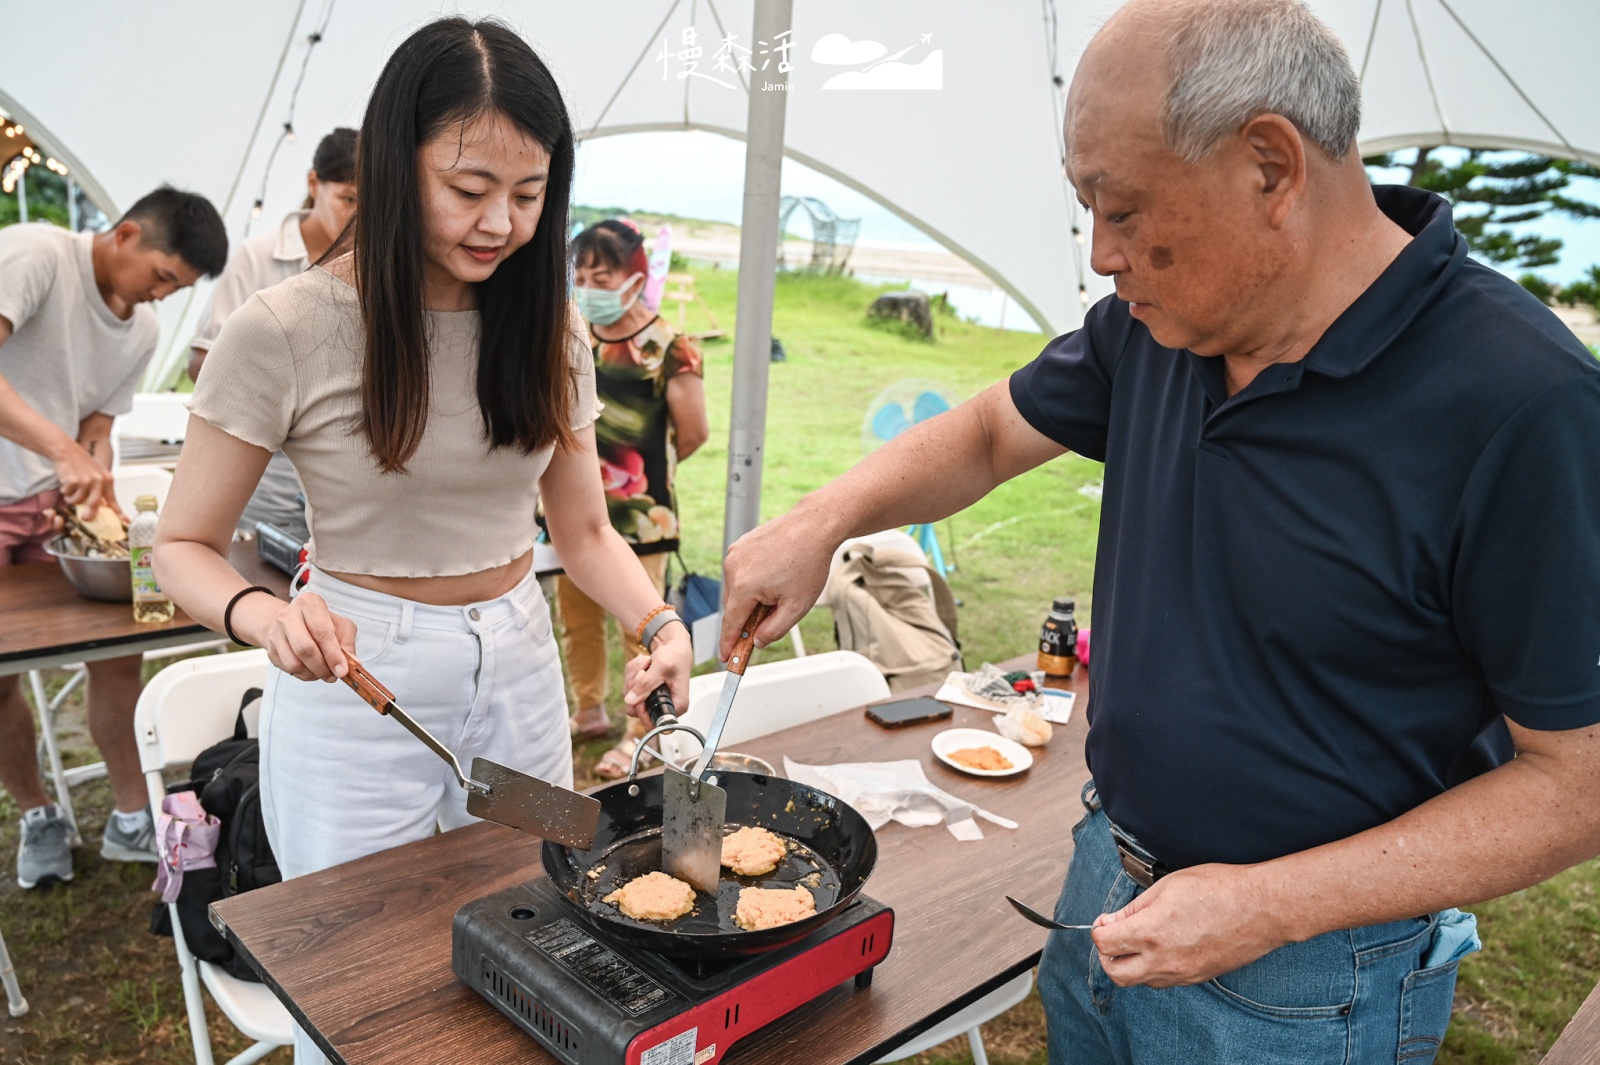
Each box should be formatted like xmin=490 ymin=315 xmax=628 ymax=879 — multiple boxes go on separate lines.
xmin=454 ymin=876 xmax=893 ymax=1065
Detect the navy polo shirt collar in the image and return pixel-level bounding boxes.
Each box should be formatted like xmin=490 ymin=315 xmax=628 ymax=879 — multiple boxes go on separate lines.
xmin=1184 ymin=186 xmax=1467 ymax=399
xmin=1303 ymin=186 xmax=1467 ymax=379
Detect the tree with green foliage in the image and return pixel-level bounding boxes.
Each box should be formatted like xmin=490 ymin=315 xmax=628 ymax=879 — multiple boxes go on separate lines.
xmin=1364 ymin=148 xmax=1600 ymax=284
xmin=1556 ymin=264 xmax=1600 ymax=316
xmin=0 ymin=165 xmax=71 ymax=228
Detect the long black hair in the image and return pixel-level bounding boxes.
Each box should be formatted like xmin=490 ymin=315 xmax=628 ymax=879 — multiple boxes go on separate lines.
xmin=355 ymin=17 xmax=577 ymax=473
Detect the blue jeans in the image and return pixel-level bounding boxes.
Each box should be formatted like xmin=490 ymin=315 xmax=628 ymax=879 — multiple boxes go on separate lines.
xmin=1038 ymin=782 xmax=1463 ymax=1064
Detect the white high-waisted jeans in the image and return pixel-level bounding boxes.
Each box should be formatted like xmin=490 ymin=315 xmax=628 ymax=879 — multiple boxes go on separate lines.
xmin=258 ymin=565 xmax=571 ymax=1064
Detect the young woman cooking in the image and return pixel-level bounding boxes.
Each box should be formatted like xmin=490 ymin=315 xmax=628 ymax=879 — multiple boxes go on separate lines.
xmin=154 ymin=24 xmax=690 ymax=1059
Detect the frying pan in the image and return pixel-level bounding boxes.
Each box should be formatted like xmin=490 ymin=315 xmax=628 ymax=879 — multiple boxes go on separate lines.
xmin=541 ymin=768 xmax=878 ymax=959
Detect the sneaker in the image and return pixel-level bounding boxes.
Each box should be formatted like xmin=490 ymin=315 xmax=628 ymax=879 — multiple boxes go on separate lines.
xmin=17 ymin=804 xmax=74 ymax=889
xmin=100 ymin=809 xmax=158 ymax=864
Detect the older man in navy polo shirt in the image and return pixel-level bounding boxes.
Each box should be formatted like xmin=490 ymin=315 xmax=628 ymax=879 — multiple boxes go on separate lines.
xmin=712 ymin=0 xmax=1600 ymax=1060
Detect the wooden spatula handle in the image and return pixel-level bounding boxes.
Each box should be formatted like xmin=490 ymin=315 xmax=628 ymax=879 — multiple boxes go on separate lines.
xmin=341 ymin=658 xmax=396 ymax=715
xmin=726 ymin=603 xmax=773 ymax=677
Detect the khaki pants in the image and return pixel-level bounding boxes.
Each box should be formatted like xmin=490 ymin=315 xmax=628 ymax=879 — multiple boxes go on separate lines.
xmin=557 ymin=552 xmax=670 ymax=720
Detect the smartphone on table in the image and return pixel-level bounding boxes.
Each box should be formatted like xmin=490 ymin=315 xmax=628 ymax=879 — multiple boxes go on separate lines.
xmin=864 ymin=695 xmax=954 ymax=729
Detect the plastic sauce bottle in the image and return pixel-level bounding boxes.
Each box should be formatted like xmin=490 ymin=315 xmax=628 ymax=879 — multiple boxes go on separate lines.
xmin=1038 ymin=597 xmax=1078 ymax=679
xmin=128 ymin=495 xmax=175 ymax=624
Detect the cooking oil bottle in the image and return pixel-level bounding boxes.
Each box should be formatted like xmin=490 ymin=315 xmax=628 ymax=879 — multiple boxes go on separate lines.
xmin=128 ymin=495 xmax=175 ymax=623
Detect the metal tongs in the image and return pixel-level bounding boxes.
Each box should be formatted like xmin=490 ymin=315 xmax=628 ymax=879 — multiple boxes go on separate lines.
xmin=641 ymin=605 xmax=772 ymax=894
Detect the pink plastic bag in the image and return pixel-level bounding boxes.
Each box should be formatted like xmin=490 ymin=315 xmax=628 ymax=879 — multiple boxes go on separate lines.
xmin=151 ymin=791 xmax=220 ymax=903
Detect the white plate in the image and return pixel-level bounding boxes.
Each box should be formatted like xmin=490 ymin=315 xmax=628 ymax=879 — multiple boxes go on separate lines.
xmin=931 ymin=728 xmax=1033 ymax=778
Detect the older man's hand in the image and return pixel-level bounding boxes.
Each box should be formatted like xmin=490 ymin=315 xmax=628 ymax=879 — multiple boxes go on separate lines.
xmin=719 ymin=507 xmax=836 ymax=659
xmin=1090 ymin=863 xmax=1291 ymax=988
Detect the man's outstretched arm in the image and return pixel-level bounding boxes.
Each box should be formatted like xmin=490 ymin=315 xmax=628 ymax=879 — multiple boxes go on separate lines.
xmin=719 ymin=380 xmax=1067 ymax=654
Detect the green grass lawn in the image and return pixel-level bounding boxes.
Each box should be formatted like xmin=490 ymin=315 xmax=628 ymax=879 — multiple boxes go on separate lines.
xmin=3 ymin=262 xmax=1595 ymax=1063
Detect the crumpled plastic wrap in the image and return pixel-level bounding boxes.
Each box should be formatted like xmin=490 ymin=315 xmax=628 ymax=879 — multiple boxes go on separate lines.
xmin=782 ymin=757 xmax=1018 ymax=840
xmin=963 ymin=663 xmax=1042 ymax=710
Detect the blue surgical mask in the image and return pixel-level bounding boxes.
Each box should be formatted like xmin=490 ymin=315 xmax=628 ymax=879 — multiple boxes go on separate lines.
xmin=574 ymin=272 xmax=644 ymax=326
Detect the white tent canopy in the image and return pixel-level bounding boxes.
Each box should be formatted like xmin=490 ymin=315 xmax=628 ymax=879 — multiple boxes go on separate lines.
xmin=5 ymin=0 xmax=1597 ymax=391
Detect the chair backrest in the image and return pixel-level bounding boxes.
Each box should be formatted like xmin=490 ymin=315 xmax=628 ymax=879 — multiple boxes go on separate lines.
xmin=135 ymin=650 xmax=270 ymax=777
xmin=819 ymin=529 xmax=931 ymax=607
xmin=659 ymin=651 xmax=891 ymax=764
xmin=113 ymin=466 xmax=174 ymax=514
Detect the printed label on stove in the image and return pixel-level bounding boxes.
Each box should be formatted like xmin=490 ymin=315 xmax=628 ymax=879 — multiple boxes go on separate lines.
xmin=525 ymin=919 xmax=677 ymax=1016
xmin=640 ymin=1027 xmax=697 ymax=1065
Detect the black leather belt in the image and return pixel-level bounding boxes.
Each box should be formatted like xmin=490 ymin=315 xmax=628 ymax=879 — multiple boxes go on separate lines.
xmin=1081 ymin=781 xmax=1171 ymax=889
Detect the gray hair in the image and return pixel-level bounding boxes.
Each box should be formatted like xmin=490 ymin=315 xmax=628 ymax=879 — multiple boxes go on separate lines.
xmin=1161 ymin=0 xmax=1361 ymax=162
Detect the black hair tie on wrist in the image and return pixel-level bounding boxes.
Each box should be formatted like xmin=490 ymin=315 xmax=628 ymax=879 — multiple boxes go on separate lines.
xmin=224 ymin=586 xmax=274 ymax=647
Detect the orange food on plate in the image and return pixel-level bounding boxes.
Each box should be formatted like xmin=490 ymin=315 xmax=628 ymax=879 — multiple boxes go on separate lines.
xmin=721 ymin=825 xmax=787 ymax=876
xmin=949 ymin=745 xmax=1013 ymax=771
xmin=734 ymin=885 xmax=817 ymax=931
xmin=604 ymin=871 xmax=696 ymax=921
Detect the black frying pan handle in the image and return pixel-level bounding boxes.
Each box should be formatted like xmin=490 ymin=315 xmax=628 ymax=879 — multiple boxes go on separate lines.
xmin=645 ymin=685 xmax=678 ymax=726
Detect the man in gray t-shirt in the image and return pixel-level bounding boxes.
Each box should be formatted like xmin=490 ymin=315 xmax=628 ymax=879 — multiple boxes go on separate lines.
xmin=0 ymin=187 xmax=226 ymax=888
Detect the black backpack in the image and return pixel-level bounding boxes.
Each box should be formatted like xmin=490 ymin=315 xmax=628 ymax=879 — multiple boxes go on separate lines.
xmin=150 ymin=688 xmax=282 ymax=983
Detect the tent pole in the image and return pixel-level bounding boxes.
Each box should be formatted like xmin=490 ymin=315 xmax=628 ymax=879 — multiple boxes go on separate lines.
xmin=722 ymin=0 xmax=794 ymax=559
xmin=67 ymin=177 xmax=78 ymax=231
xmin=16 ymin=168 xmax=26 ymax=224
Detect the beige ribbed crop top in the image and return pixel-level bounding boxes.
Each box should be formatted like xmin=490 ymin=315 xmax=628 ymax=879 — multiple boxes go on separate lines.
xmin=188 ymin=264 xmax=600 ymax=577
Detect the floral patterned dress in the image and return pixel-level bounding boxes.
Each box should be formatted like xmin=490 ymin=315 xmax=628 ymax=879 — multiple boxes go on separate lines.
xmin=589 ymin=316 xmax=704 ymax=555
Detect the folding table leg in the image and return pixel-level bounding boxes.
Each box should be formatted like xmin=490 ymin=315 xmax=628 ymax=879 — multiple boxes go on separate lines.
xmin=29 ymin=669 xmax=84 ymax=846
xmin=0 ymin=926 xmax=27 ymax=1017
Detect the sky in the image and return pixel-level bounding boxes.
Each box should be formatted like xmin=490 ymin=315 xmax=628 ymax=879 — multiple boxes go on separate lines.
xmin=575 ymin=130 xmax=1600 ymax=287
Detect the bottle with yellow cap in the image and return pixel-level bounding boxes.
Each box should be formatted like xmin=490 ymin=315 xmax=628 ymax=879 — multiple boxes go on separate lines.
xmin=128 ymin=495 xmax=175 ymax=623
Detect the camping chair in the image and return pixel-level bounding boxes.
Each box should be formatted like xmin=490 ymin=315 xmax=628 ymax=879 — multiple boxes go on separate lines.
xmin=872 ymin=970 xmax=1034 ymax=1064
xmin=33 ymin=467 xmax=230 ymax=841
xmin=0 ymin=925 xmax=26 ymax=1017
xmin=821 ymin=529 xmax=935 ymax=603
xmin=663 ymin=271 xmax=725 ymax=340
xmin=135 ymin=650 xmax=293 ymax=1065
xmin=655 ymin=649 xmax=891 ymax=774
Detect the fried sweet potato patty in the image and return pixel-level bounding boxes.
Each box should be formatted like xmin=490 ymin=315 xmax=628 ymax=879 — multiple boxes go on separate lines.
xmin=721 ymin=825 xmax=787 ymax=876
xmin=604 ymin=871 xmax=697 ymax=921
xmin=734 ymin=886 xmax=816 ymax=931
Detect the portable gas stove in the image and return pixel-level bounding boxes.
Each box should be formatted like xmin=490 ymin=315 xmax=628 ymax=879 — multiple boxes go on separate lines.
xmin=454 ymin=877 xmax=894 ymax=1065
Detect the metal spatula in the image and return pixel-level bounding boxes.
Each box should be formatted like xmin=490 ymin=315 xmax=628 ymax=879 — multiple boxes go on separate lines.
xmin=342 ymin=658 xmax=601 ymax=849
xmin=655 ymin=604 xmax=772 ymax=895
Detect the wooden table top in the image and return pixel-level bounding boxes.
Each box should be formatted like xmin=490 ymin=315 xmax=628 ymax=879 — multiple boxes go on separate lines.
xmin=213 ymin=655 xmax=1086 ymax=1065
xmin=0 ymin=540 xmax=289 ymax=672
xmin=1540 ymin=979 xmax=1600 ymax=1065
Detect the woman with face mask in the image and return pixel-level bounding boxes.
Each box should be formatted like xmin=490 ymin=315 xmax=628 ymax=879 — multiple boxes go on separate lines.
xmin=564 ymin=219 xmax=708 ymax=778
xmin=154 ymin=23 xmax=691 ymax=1061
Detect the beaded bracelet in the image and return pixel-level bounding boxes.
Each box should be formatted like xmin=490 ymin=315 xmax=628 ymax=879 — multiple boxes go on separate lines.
xmin=634 ymin=604 xmax=674 ymax=647
xmin=641 ymin=611 xmax=687 ymax=652
xmin=224 ymin=586 xmax=275 ymax=646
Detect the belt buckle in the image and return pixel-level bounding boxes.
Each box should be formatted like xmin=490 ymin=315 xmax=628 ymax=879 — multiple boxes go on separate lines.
xmin=1116 ymin=843 xmax=1158 ymax=888
xmin=1108 ymin=822 xmax=1161 ymax=888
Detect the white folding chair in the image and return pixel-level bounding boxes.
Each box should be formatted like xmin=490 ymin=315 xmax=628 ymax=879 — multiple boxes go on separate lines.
xmin=34 ymin=465 xmax=229 ymax=839
xmin=135 ymin=650 xmax=293 ymax=1065
xmin=657 ymin=649 xmax=891 ymax=769
xmin=873 ymin=970 xmax=1034 ymax=1064
xmin=0 ymin=925 xmax=27 ymax=1017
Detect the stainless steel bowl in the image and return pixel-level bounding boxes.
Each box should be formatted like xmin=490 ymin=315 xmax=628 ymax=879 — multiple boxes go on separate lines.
xmin=704 ymin=751 xmax=777 ymax=777
xmin=44 ymin=535 xmax=132 ymax=602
